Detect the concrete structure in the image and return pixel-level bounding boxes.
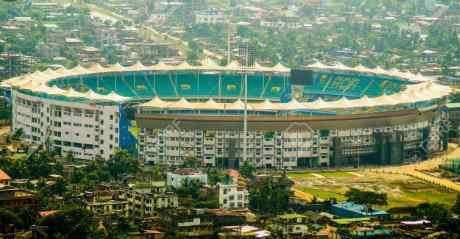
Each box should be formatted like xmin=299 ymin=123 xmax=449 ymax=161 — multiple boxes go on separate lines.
xmin=121 ymin=181 xmax=179 ymax=217
xmin=270 ymin=214 xmax=309 ymax=237
xmin=167 ymin=169 xmax=208 ymax=188
xmin=0 ymin=185 xmax=38 ymax=209
xmin=217 ymin=182 xmax=249 ymax=209
xmin=195 ymin=9 xmax=226 ymax=24
xmin=2 ymin=61 xmax=451 ymax=166
xmin=86 ymin=200 xmax=129 ymax=217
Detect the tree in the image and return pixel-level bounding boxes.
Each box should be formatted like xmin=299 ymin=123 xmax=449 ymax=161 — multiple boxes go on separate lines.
xmin=11 ymin=128 xmax=23 ymax=141
xmin=175 ymin=178 xmax=203 ymax=199
xmin=106 ymin=150 xmax=139 ymax=178
xmin=415 ymin=203 xmax=450 ymax=224
xmin=240 ymin=161 xmax=255 ymax=179
xmin=182 ymin=156 xmax=200 ymax=168
xmin=0 ymin=207 xmax=23 ymax=233
xmin=345 ymin=188 xmax=388 ymax=211
xmin=452 ymin=194 xmax=460 ymax=215
xmin=249 ymin=177 xmax=292 ymax=215
xmin=39 ymin=208 xmax=101 ymax=239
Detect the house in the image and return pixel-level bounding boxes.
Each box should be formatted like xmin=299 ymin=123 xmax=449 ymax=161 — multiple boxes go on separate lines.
xmin=260 ymin=17 xmax=302 ymax=30
xmin=0 ymin=169 xmax=11 ymax=185
xmin=270 ymin=213 xmax=309 ymax=237
xmin=121 ymin=181 xmax=179 ymax=218
xmin=84 ymin=189 xmax=129 ymax=217
xmin=217 ymin=182 xmax=249 ymax=209
xmin=128 ymin=229 xmax=165 ymax=239
xmin=163 ymin=208 xmax=214 ymax=238
xmin=195 ymin=9 xmax=226 ymax=24
xmin=0 ymin=185 xmax=38 ymax=209
xmin=166 ymin=169 xmax=208 ymax=188
xmin=218 ymin=225 xmax=271 ymax=238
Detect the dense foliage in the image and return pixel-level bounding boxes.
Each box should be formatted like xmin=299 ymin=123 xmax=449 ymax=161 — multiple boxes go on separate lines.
xmin=345 ymin=188 xmax=388 ymax=209
xmin=249 ymin=177 xmax=292 ymax=215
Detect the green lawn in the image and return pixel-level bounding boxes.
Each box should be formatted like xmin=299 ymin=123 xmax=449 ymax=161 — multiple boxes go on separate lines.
xmin=290 ymin=170 xmax=457 ymax=210
xmin=296 ymin=186 xmax=347 ymax=202
xmin=287 ymin=172 xmax=315 ymax=179
xmin=10 ymin=153 xmax=27 ymax=160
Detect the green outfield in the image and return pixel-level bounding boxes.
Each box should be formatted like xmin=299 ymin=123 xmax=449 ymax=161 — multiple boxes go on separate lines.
xmin=289 ymin=170 xmax=457 ymax=210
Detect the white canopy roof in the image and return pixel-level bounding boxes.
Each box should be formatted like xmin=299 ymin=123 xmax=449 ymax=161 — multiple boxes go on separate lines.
xmin=350 ymin=95 xmax=378 ymax=107
xmin=194 ymin=98 xmax=223 ymax=110
xmin=225 ymin=60 xmax=241 ymax=71
xmin=334 ymin=97 xmax=354 ymax=108
xmin=106 ymin=91 xmax=130 ymax=102
xmin=127 ymin=61 xmax=148 ymax=71
xmin=306 ymin=98 xmax=332 ymax=110
xmin=225 ymin=99 xmax=251 ymax=110
xmin=250 ymin=99 xmax=280 ymax=111
xmin=141 ymin=96 xmax=169 ymax=108
xmin=88 ymin=63 xmax=107 ymax=73
xmin=65 ymin=88 xmax=87 ymax=98
xmin=272 ymin=63 xmax=290 ymax=73
xmin=108 ymin=63 xmax=125 ymax=72
xmin=167 ymin=97 xmax=194 ymax=109
xmin=282 ymin=98 xmax=304 ymax=110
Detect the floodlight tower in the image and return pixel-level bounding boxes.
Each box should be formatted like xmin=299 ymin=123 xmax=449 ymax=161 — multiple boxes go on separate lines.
xmin=240 ymin=43 xmax=254 ymax=165
xmin=242 ymin=45 xmax=248 ymax=165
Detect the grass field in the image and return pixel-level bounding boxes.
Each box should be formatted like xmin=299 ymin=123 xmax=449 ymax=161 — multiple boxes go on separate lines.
xmin=289 ymin=170 xmax=457 ymax=210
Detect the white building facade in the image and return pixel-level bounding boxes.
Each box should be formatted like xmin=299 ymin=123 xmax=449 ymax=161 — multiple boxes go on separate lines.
xmin=217 ymin=183 xmax=249 ymax=209
xmin=166 ymin=171 xmax=208 ymax=188
xmin=12 ymin=90 xmax=121 ymax=160
xmin=138 ymin=116 xmax=446 ymax=168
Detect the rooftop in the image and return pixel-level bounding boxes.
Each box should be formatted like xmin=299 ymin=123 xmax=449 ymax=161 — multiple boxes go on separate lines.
xmin=0 ymin=169 xmax=11 ymax=181
xmin=332 ymin=202 xmax=388 ymax=217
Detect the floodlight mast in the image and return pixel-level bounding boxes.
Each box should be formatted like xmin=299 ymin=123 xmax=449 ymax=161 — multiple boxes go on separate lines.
xmin=242 ymin=43 xmax=250 ymax=166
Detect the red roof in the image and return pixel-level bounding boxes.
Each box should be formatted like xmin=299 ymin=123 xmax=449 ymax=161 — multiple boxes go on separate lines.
xmin=228 ymin=169 xmax=240 ymax=178
xmin=39 ymin=210 xmax=58 ymax=217
xmin=0 ymin=169 xmax=11 ymax=181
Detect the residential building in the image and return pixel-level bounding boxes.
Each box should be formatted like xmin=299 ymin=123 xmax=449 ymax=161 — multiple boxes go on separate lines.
xmin=85 ymin=189 xmax=129 ymax=217
xmin=0 ymin=185 xmax=38 ymax=209
xmin=0 ymin=169 xmax=11 ymax=185
xmin=270 ymin=213 xmax=309 ymax=237
xmin=195 ymin=9 xmax=226 ymax=24
xmin=217 ymin=182 xmax=249 ymax=209
xmin=121 ymin=181 xmax=179 ymax=218
xmin=166 ymin=169 xmax=208 ymax=188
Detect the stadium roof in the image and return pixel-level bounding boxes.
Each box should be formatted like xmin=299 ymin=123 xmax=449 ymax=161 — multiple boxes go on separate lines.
xmin=138 ymin=80 xmax=451 ymax=111
xmin=2 ymin=61 xmax=450 ymax=106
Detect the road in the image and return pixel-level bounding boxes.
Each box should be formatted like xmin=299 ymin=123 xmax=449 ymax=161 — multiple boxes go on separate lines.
xmin=85 ymin=3 xmax=224 ymax=60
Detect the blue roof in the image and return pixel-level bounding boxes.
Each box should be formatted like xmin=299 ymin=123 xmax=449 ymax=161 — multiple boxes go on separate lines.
xmin=332 ymin=202 xmax=388 ymax=217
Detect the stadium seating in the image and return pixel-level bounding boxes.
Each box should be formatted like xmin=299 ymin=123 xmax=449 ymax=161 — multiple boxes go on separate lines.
xmin=221 ymin=74 xmax=242 ymax=98
xmin=197 ymin=73 xmax=219 ymax=97
xmin=52 ymin=70 xmax=409 ymax=101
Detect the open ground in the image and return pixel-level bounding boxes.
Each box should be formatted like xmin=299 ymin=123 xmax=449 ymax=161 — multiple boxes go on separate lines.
xmin=289 ymin=144 xmax=460 ymax=209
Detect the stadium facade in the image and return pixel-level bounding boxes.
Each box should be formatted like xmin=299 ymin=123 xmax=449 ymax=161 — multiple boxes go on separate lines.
xmin=2 ymin=61 xmax=452 ymax=168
